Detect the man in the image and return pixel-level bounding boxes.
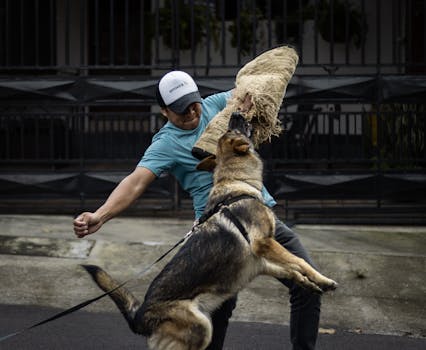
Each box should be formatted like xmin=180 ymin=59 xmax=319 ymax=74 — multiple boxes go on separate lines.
xmin=74 ymin=70 xmax=321 ymax=350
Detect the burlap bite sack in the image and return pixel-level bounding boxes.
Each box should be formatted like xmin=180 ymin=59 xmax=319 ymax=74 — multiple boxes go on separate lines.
xmin=192 ymin=45 xmax=299 ymax=162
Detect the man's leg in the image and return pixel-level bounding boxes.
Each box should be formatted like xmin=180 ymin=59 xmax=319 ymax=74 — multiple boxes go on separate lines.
xmin=206 ymin=296 xmax=237 ymax=350
xmin=274 ymin=218 xmax=321 ymax=350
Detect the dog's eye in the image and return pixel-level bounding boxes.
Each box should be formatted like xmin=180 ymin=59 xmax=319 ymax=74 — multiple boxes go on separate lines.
xmin=245 ymin=122 xmax=253 ymax=138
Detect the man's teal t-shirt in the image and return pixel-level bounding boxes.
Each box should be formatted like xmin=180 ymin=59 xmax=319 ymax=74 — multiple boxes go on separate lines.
xmin=138 ymin=91 xmax=276 ymax=218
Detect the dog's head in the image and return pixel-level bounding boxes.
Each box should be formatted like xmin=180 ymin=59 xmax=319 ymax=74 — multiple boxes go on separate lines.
xmin=220 ymin=112 xmax=253 ymax=155
xmin=197 ymin=112 xmax=254 ymax=171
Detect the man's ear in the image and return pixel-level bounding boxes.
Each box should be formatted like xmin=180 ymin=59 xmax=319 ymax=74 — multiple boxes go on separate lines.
xmin=196 ymin=155 xmax=217 ymax=172
xmin=160 ymin=108 xmax=168 ymax=117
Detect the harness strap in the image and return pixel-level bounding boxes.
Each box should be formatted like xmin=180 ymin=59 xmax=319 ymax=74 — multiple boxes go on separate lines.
xmin=197 ymin=194 xmax=260 ymax=244
xmin=221 ymin=207 xmax=250 ymax=243
xmin=198 ymin=194 xmax=259 ymax=226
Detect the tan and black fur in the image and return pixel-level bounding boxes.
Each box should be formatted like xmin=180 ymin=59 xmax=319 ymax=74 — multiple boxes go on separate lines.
xmin=83 ymin=113 xmax=337 ymax=350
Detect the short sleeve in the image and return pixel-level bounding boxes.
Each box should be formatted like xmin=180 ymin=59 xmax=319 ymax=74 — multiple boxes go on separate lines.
xmin=138 ymin=136 xmax=176 ymax=177
xmin=202 ymin=91 xmax=232 ymax=122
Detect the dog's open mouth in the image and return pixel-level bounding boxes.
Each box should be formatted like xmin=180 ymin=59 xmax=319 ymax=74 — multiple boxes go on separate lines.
xmin=228 ymin=112 xmax=252 ymax=138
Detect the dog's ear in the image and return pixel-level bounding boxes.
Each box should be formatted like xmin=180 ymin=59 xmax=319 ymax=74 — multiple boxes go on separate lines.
xmin=196 ymin=155 xmax=217 ymax=172
xmin=233 ymin=141 xmax=250 ymax=155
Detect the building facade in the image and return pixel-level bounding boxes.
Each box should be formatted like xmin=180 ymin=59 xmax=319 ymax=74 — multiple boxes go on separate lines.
xmin=0 ymin=0 xmax=425 ymax=222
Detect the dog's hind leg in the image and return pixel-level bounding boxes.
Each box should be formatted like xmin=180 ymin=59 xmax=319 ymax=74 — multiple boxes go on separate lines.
xmin=148 ymin=302 xmax=212 ymax=350
xmin=252 ymin=238 xmax=338 ymax=293
xmin=82 ymin=265 xmax=142 ymax=333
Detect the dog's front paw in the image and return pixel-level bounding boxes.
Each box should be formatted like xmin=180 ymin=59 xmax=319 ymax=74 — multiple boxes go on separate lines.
xmin=294 ymin=272 xmax=338 ymax=294
xmin=294 ymin=272 xmax=325 ymax=294
xmin=320 ymin=278 xmax=338 ymax=292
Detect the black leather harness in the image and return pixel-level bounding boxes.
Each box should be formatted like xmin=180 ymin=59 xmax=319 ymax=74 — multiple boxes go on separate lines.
xmin=197 ymin=194 xmax=260 ymax=243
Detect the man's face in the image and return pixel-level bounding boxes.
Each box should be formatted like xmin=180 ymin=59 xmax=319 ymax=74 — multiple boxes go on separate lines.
xmin=162 ymin=102 xmax=202 ymax=130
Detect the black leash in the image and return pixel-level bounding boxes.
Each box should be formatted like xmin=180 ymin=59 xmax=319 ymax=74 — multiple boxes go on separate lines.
xmin=0 ymin=195 xmax=259 ymax=343
xmin=0 ymin=235 xmax=187 ymax=343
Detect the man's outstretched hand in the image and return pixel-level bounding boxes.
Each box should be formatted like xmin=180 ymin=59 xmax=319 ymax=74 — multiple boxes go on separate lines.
xmin=73 ymin=212 xmax=103 ymax=238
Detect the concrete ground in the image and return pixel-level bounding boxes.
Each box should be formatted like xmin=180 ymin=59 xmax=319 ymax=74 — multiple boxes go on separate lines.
xmin=0 ymin=214 xmax=425 ymax=344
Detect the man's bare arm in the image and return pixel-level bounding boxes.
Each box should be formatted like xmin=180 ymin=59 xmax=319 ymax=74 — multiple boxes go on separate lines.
xmin=73 ymin=166 xmax=156 ymax=238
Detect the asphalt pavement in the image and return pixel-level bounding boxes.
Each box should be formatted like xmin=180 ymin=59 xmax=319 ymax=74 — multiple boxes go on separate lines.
xmin=0 ymin=305 xmax=424 ymax=350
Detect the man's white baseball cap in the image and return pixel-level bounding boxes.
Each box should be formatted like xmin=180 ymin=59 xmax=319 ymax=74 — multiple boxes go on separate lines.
xmin=157 ymin=71 xmax=202 ymax=114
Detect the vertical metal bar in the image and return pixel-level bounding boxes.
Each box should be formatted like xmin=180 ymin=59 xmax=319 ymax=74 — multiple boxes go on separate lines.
xmin=35 ymin=116 xmax=40 ymax=159
xmin=298 ymin=0 xmax=303 ymax=63
xmin=125 ymin=0 xmax=129 ymax=65
xmin=4 ymin=116 xmax=10 ymax=159
xmin=391 ymin=110 xmax=397 ymax=162
xmin=20 ymin=0 xmax=24 ymax=65
xmin=376 ymin=0 xmax=381 ymax=73
xmin=110 ymin=0 xmax=114 ymax=65
xmin=344 ymin=113 xmax=349 ymax=159
xmin=392 ymin=0 xmax=396 ymax=66
xmin=65 ymin=0 xmax=70 ymax=66
xmin=190 ymin=0 xmax=195 ymax=67
xmin=65 ymin=113 xmax=70 ymax=159
xmin=423 ymin=108 xmax=426 ymax=162
xmin=49 ymin=117 xmax=54 ymax=160
xmin=101 ymin=114 xmax=105 ymax=155
xmin=406 ymin=0 xmax=412 ymax=70
xmin=396 ymin=0 xmax=402 ymax=72
xmin=358 ymin=113 xmax=363 ymax=157
xmin=109 ymin=116 xmax=114 ymax=158
xmin=329 ymin=0 xmax=334 ymax=65
xmin=361 ymin=110 xmax=366 ymax=160
xmin=5 ymin=0 xmax=9 ymax=66
xmin=172 ymin=0 xmax=178 ymax=68
xmin=375 ymin=94 xmax=382 ymax=208
xmin=328 ymin=111 xmax=333 ymax=161
xmin=266 ymin=0 xmax=272 ymax=48
xmin=80 ymin=0 xmax=86 ymax=67
xmin=314 ymin=0 xmax=318 ymax=64
xmin=50 ymin=0 xmax=54 ymax=66
xmin=140 ymin=0 xmax=144 ymax=65
xmin=424 ymin=0 xmax=426 ymax=69
xmin=95 ymin=0 xmax=99 ymax=65
xmin=126 ymin=116 xmax=131 ymax=156
xmin=205 ymin=0 xmax=211 ymax=75
xmin=361 ymin=0 xmax=365 ymax=65
xmin=345 ymin=0 xmax=349 ymax=64
xmin=220 ymin=0 xmax=226 ymax=65
xmin=78 ymin=110 xmax=86 ymax=212
xmin=236 ymin=0 xmax=241 ymax=65
xmin=282 ymin=0 xmax=287 ymax=42
xmin=35 ymin=0 xmax=39 ymax=66
xmin=173 ymin=177 xmax=180 ymax=211
xmin=315 ymin=112 xmax=320 ymax=159
xmin=154 ymin=0 xmax=159 ymax=65
xmin=20 ymin=117 xmax=24 ymax=159
xmin=251 ymin=0 xmax=257 ymax=56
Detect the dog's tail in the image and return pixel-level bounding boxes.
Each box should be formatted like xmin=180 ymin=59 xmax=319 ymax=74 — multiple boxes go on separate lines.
xmin=82 ymin=265 xmax=143 ymax=334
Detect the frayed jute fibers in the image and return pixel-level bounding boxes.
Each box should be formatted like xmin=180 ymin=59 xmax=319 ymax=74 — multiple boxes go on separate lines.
xmin=192 ymin=46 xmax=299 ymax=160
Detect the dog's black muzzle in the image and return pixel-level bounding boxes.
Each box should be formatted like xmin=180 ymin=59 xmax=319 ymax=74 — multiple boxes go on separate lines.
xmin=228 ymin=112 xmax=252 ymax=138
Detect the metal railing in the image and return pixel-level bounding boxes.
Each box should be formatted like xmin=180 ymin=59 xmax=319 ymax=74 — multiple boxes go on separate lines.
xmin=1 ymin=104 xmax=424 ymax=222
xmin=1 ymin=106 xmax=424 ymax=168
xmin=0 ymin=0 xmax=425 ymax=75
xmin=0 ymin=0 xmax=425 ymax=222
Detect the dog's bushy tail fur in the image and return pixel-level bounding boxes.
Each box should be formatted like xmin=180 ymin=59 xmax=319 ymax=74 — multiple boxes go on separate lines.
xmin=82 ymin=265 xmax=142 ymax=334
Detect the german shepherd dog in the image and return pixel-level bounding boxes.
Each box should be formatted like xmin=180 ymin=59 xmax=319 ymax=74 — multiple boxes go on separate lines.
xmin=83 ymin=113 xmax=337 ymax=350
